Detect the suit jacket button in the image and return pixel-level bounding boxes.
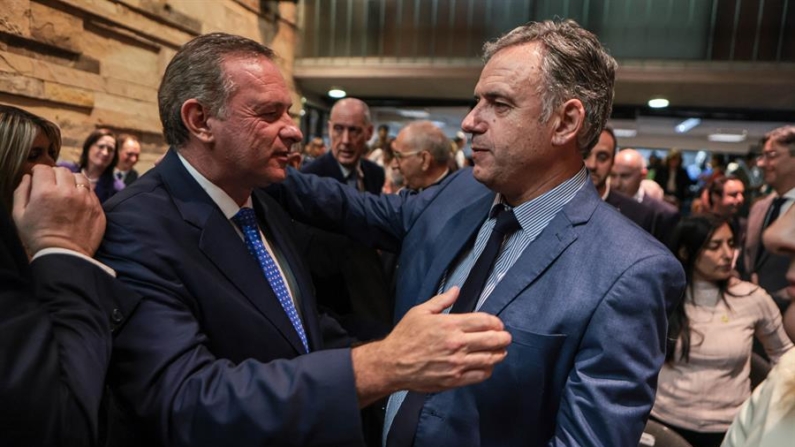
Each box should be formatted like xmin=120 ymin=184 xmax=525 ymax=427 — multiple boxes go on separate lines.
xmin=111 ymin=309 xmax=124 ymax=323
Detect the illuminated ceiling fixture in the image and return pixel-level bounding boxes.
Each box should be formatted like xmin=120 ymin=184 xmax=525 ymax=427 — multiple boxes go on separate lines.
xmin=708 ymin=130 xmax=747 ymax=143
xmin=397 ymin=109 xmax=430 ymax=119
xmin=648 ymin=98 xmax=669 ymax=109
xmin=328 ymin=88 xmax=346 ymax=99
xmin=613 ymin=128 xmax=638 ymax=138
xmin=675 ymin=118 xmax=701 ymax=134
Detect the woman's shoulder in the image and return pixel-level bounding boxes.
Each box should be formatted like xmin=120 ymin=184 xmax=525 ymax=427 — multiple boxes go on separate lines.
xmin=726 ymin=278 xmax=768 ymax=300
xmin=56 ymin=160 xmax=79 ymax=172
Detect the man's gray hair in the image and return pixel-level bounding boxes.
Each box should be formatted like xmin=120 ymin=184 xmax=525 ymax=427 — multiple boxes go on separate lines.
xmin=483 ymin=19 xmax=617 ymax=152
xmin=765 ymin=125 xmax=795 ymax=155
xmin=403 ymin=121 xmax=451 ymax=165
xmin=158 ymin=32 xmax=275 ymax=148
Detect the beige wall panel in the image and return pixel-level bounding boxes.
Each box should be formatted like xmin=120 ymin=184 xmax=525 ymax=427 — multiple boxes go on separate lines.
xmin=0 ymin=0 xmax=31 ymax=37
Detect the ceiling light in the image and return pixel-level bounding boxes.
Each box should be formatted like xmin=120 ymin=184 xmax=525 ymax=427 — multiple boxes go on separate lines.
xmin=675 ymin=118 xmax=701 ymax=134
xmin=328 ymin=88 xmax=346 ymax=99
xmin=397 ymin=109 xmax=430 ymax=119
xmin=708 ymin=131 xmax=747 ymax=143
xmin=613 ymin=128 xmax=638 ymax=138
xmin=648 ymin=98 xmax=669 ymax=109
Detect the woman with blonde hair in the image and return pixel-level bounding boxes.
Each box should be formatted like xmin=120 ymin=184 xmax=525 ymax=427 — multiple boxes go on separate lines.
xmin=722 ymin=206 xmax=795 ymax=446
xmin=0 ymin=105 xmax=61 ymax=211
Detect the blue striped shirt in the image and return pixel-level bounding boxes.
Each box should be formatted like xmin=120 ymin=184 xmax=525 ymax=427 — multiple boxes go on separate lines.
xmin=383 ymin=167 xmax=589 ymax=445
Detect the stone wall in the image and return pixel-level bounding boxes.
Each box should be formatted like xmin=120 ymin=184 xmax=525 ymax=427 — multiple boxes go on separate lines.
xmin=0 ymin=0 xmax=299 ymax=173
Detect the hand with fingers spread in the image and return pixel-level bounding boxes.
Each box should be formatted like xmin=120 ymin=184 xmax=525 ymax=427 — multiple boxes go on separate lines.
xmin=351 ymin=287 xmax=511 ymax=407
xmin=13 ymin=165 xmax=106 ymax=257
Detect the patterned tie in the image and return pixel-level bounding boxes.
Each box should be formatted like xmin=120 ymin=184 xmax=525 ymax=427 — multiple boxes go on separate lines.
xmin=386 ymin=205 xmax=520 ymax=447
xmin=232 ymin=207 xmax=309 ymax=353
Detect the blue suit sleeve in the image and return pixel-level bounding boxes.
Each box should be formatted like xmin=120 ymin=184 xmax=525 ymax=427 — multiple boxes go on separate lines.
xmin=269 ymin=168 xmax=424 ymax=252
xmin=551 ymin=254 xmax=684 ymax=446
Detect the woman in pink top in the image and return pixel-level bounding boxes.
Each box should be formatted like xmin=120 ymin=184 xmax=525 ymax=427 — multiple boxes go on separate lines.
xmin=651 ymin=214 xmax=793 ymax=447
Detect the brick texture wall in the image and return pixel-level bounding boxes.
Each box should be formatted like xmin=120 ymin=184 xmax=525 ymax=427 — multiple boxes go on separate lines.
xmin=0 ymin=0 xmax=299 ymax=173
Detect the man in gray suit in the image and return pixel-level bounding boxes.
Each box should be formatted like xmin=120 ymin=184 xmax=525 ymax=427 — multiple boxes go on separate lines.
xmin=741 ymin=125 xmax=795 ymax=311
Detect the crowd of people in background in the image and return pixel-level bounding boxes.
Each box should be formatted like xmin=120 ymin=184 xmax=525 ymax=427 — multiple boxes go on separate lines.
xmin=1 ymin=17 xmax=795 ymax=447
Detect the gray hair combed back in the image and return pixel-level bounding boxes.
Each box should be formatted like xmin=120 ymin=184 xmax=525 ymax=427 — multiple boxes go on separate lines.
xmin=158 ymin=32 xmax=275 ymax=148
xmin=403 ymin=121 xmax=451 ymax=165
xmin=483 ymin=19 xmax=617 ymax=152
xmin=766 ymin=125 xmax=795 ymax=155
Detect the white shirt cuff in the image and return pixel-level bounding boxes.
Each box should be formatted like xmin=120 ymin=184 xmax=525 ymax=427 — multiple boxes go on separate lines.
xmin=31 ymin=248 xmax=116 ymax=277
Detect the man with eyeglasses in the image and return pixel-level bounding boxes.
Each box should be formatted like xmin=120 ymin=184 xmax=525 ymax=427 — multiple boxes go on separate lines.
xmin=741 ymin=125 xmax=795 ymax=313
xmin=300 ymin=98 xmax=391 ymax=343
xmin=391 ymin=121 xmax=451 ymax=192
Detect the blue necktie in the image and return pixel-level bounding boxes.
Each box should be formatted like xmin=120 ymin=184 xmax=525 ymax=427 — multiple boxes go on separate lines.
xmin=386 ymin=206 xmax=520 ymax=447
xmin=232 ymin=207 xmax=309 ymax=353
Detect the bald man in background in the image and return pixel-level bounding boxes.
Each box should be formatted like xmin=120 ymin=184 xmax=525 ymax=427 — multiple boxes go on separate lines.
xmin=612 ymin=149 xmax=680 ymax=246
xmin=391 ymin=121 xmax=452 ymax=192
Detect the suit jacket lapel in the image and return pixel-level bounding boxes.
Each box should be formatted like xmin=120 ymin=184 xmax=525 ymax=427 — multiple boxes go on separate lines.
xmin=159 ymin=150 xmax=306 ymax=354
xmin=252 ymin=191 xmax=322 ymax=351
xmin=479 ymin=186 xmax=595 ymax=316
xmin=747 ymin=195 xmax=771 ymax=271
xmin=413 ymin=192 xmax=494 ymax=311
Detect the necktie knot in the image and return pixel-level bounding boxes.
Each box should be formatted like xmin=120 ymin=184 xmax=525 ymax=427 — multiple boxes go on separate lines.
xmin=492 ymin=206 xmax=520 ymax=236
xmin=232 ymin=207 xmax=258 ymax=229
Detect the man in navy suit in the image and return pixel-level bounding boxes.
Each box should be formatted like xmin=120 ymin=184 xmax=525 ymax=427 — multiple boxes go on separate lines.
xmin=272 ymin=20 xmax=685 ymax=446
xmin=1 ymin=165 xmax=138 ymax=447
xmin=96 ymin=33 xmax=510 ymax=447
xmin=300 ymin=98 xmax=392 ymax=339
xmin=612 ymin=148 xmax=681 ymax=246
xmin=584 ymin=127 xmax=656 ymax=234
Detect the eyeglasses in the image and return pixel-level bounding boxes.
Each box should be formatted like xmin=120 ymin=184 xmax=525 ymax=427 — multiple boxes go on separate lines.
xmin=392 ymin=150 xmax=424 ymax=161
xmin=757 ymin=151 xmax=781 ymax=162
xmin=331 ymin=123 xmax=364 ymax=138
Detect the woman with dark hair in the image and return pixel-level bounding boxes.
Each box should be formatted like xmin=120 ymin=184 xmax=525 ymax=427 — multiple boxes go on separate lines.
xmin=651 ymin=215 xmax=793 ymax=447
xmin=61 ymin=128 xmax=124 ymax=202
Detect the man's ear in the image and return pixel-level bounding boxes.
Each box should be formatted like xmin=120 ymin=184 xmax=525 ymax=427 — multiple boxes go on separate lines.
xmin=421 ymin=151 xmax=431 ymax=171
xmin=364 ymin=124 xmax=374 ymax=143
xmin=181 ymin=99 xmax=215 ymax=144
xmin=551 ymin=99 xmax=585 ymax=147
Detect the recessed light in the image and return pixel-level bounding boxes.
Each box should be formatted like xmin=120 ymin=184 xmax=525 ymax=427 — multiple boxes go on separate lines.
xmin=708 ymin=131 xmax=747 ymax=143
xmin=675 ymin=118 xmax=701 ymax=134
xmin=613 ymin=128 xmax=638 ymax=138
xmin=648 ymin=98 xmax=669 ymax=109
xmin=328 ymin=88 xmax=346 ymax=99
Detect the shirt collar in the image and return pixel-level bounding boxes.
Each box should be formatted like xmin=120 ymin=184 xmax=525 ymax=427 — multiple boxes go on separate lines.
xmin=495 ymin=166 xmax=588 ymax=235
xmin=177 ymin=151 xmax=252 ymax=219
xmin=338 ymin=160 xmax=363 ymax=180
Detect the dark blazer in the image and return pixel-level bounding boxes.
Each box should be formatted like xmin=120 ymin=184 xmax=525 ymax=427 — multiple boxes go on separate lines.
xmin=302 ymin=151 xmax=385 ymax=194
xmin=299 ymin=151 xmax=392 ymax=339
xmin=96 ymin=149 xmax=363 ymax=447
xmin=123 ymin=168 xmax=139 ymax=186
xmin=654 ymin=167 xmax=693 ymax=203
xmin=604 ymin=188 xmax=655 ymax=235
xmin=274 ymin=168 xmax=685 ymax=446
xmin=641 ymin=194 xmax=681 ymax=247
xmin=60 ymin=161 xmax=125 ymax=203
xmin=0 ymin=205 xmax=139 ymax=447
xmin=741 ymin=194 xmax=790 ymax=303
